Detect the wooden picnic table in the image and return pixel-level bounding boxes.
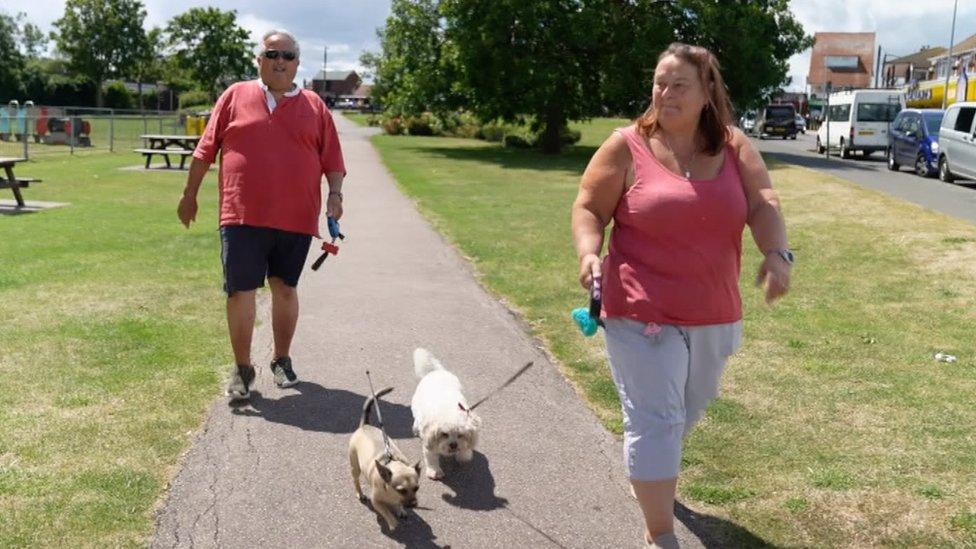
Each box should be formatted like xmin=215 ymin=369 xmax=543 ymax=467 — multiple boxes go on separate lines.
xmin=0 ymin=156 xmax=29 ymax=208
xmin=136 ymin=134 xmax=202 ymax=169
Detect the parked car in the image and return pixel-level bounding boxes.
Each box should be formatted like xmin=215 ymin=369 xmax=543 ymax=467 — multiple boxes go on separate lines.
xmin=817 ymin=89 xmax=905 ymax=158
xmin=794 ymin=113 xmax=806 ymax=134
xmin=739 ymin=111 xmax=756 ymax=132
xmin=888 ymin=109 xmax=944 ymax=177
xmin=936 ymin=101 xmax=976 ymax=182
xmin=754 ymin=103 xmax=797 ymax=140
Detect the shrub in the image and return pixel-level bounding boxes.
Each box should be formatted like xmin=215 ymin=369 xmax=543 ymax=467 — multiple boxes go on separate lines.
xmin=103 ymin=81 xmax=133 ymax=110
xmin=179 ymin=90 xmax=211 ymax=109
xmin=503 ymin=129 xmax=536 ymax=149
xmin=380 ymin=115 xmax=404 ymax=135
xmin=560 ymin=126 xmax=582 ymax=145
xmin=478 ymin=120 xmax=506 ymax=142
xmin=405 ymin=113 xmax=435 ymax=136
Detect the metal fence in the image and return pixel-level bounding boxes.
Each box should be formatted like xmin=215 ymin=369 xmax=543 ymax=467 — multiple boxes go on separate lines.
xmin=0 ymin=106 xmax=191 ymax=160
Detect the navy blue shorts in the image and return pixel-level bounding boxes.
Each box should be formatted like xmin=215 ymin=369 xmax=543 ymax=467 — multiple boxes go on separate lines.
xmin=219 ymin=225 xmax=312 ymax=295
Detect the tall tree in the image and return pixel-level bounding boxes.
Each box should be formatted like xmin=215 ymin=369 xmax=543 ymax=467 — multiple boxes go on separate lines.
xmin=360 ymin=0 xmax=459 ymax=118
xmin=0 ymin=14 xmax=27 ymax=99
xmin=673 ymin=0 xmax=812 ymax=110
xmin=131 ymin=27 xmax=164 ymax=110
xmin=441 ymin=0 xmax=606 ymax=153
xmin=52 ymin=0 xmax=148 ymax=107
xmin=13 ymin=12 xmax=49 ymax=58
xmin=165 ymin=8 xmax=255 ymax=101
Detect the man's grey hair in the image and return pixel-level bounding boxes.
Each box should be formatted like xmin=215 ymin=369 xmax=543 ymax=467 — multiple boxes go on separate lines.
xmin=255 ymin=29 xmax=300 ymax=57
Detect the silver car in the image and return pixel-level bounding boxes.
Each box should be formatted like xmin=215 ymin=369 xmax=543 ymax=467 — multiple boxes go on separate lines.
xmin=937 ymin=101 xmax=976 ymax=182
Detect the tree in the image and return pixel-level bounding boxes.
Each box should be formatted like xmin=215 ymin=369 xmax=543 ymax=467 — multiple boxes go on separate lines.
xmin=673 ymin=0 xmax=812 ymax=110
xmin=0 ymin=13 xmax=27 ymax=99
xmin=165 ymin=8 xmax=256 ymax=101
xmin=131 ymin=27 xmax=164 ymax=110
xmin=441 ymin=0 xmax=606 ymax=153
xmin=15 ymin=13 xmax=48 ymax=58
xmin=360 ymin=0 xmax=459 ymax=118
xmin=52 ymin=0 xmax=149 ymax=107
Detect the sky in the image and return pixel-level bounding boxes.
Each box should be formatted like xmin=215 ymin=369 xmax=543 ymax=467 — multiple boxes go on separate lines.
xmin=3 ymin=0 xmax=975 ymax=91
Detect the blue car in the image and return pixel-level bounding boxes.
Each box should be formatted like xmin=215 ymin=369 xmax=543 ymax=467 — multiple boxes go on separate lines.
xmin=888 ymin=109 xmax=945 ymax=177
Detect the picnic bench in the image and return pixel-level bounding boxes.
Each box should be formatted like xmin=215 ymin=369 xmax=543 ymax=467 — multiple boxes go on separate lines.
xmin=0 ymin=156 xmax=40 ymax=208
xmin=135 ymin=134 xmax=202 ymax=169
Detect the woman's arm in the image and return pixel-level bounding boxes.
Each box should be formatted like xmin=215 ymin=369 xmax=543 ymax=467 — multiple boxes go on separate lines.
xmin=729 ymin=127 xmax=791 ymax=303
xmin=571 ymin=132 xmax=630 ymax=288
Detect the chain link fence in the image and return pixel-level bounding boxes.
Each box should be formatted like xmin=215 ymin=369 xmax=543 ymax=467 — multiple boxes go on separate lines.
xmin=0 ymin=106 xmax=197 ymax=160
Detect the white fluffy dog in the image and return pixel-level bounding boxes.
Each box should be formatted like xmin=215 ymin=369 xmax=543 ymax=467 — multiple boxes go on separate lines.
xmin=411 ymin=348 xmax=482 ymax=480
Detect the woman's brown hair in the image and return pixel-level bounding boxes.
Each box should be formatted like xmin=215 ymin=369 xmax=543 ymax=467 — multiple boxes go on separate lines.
xmin=636 ymin=43 xmax=735 ymax=155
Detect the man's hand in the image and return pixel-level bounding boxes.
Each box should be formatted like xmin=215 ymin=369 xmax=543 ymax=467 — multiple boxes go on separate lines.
xmin=177 ymin=195 xmax=198 ymax=228
xmin=326 ymin=193 xmax=343 ymax=220
xmin=756 ymin=254 xmax=791 ymax=305
xmin=578 ymin=253 xmax=602 ymax=290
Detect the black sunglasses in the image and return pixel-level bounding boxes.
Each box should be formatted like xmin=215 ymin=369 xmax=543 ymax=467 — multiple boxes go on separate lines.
xmin=263 ymin=49 xmax=297 ymax=61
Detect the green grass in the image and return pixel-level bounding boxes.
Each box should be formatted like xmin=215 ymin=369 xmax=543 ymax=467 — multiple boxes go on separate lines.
xmin=368 ymin=117 xmax=976 ymax=546
xmin=0 ymin=152 xmax=228 ymax=546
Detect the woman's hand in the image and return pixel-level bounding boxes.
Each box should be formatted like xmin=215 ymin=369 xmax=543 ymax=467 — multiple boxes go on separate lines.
xmin=756 ymin=253 xmax=791 ymax=304
xmin=578 ymin=253 xmax=602 ymax=290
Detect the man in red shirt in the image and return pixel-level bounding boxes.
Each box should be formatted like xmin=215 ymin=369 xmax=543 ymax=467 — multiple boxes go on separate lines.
xmin=178 ymin=29 xmax=346 ymax=400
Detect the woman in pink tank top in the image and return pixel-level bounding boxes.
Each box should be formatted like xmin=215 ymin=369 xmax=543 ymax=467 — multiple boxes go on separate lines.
xmin=571 ymin=43 xmax=792 ymax=548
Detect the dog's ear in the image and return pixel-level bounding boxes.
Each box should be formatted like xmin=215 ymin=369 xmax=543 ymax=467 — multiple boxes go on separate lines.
xmin=375 ymin=459 xmax=393 ymax=483
xmin=413 ymin=459 xmax=422 ymax=476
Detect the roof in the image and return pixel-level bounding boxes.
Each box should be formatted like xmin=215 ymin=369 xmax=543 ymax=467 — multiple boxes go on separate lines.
xmin=312 ymin=70 xmax=359 ymax=81
xmin=888 ymin=46 xmax=948 ymax=66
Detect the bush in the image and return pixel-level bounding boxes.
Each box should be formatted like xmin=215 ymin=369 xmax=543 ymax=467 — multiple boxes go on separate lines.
xmin=179 ymin=90 xmax=211 ymax=109
xmin=503 ymin=128 xmax=536 ymax=149
xmin=366 ymin=115 xmax=380 ymax=127
xmin=404 ymin=113 xmax=435 ymax=136
xmin=103 ymin=81 xmax=133 ymax=110
xmin=560 ymin=126 xmax=582 ymax=145
xmin=477 ymin=120 xmax=506 ymax=142
xmin=449 ymin=111 xmax=482 ymax=139
xmin=380 ymin=115 xmax=404 ymax=135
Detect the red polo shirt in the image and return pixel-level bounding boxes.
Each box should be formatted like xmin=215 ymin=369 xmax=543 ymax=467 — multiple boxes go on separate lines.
xmin=194 ymin=80 xmax=345 ymax=237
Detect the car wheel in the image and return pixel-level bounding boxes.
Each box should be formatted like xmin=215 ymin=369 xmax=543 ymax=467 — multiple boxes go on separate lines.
xmin=887 ymin=148 xmax=900 ymax=171
xmin=915 ymin=154 xmax=932 ymax=177
xmin=840 ymin=139 xmax=850 ymax=159
xmin=939 ymin=156 xmax=955 ymax=182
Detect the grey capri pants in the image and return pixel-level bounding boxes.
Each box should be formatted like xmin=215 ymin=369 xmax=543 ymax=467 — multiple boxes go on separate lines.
xmin=604 ymin=317 xmax=742 ymax=481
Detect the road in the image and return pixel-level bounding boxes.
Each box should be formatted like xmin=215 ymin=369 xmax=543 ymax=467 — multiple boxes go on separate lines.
xmin=752 ymin=131 xmax=976 ymax=225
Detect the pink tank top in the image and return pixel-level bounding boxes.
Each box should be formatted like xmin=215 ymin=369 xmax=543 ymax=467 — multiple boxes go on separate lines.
xmin=601 ymin=125 xmax=747 ymax=326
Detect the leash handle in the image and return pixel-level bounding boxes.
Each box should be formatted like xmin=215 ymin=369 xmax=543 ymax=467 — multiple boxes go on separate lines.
xmin=365 ymin=370 xmax=393 ymax=458
xmin=588 ymin=266 xmax=604 ymax=326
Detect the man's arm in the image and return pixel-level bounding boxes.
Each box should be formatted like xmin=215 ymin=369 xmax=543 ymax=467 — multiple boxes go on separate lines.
xmin=177 ymin=157 xmax=212 ymax=228
xmin=325 ymin=170 xmax=344 ymax=220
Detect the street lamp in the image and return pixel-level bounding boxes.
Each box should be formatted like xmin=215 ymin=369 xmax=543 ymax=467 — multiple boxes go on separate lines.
xmin=942 ymin=0 xmax=959 ymax=109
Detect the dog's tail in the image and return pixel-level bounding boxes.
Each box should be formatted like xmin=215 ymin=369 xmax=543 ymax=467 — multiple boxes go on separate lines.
xmin=360 ymin=387 xmax=394 ymax=428
xmin=413 ymin=347 xmax=445 ymax=378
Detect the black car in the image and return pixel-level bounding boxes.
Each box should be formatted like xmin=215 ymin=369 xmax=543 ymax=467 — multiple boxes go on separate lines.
xmin=755 ymin=104 xmax=797 ymax=140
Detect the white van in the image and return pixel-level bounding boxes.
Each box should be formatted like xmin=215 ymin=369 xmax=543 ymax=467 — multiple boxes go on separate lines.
xmin=816 ymin=89 xmax=905 ymax=158
xmin=937 ymin=101 xmax=976 ymax=182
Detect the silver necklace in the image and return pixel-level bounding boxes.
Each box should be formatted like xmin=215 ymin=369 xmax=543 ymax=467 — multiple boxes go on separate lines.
xmin=662 ymin=134 xmax=698 ymax=179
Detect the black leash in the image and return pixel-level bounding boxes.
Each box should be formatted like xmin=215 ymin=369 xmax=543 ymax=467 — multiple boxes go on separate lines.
xmin=468 ymin=361 xmax=535 ymax=411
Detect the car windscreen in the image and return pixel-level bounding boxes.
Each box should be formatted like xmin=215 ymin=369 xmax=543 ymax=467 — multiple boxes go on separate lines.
xmin=765 ymin=106 xmax=794 ymax=120
xmin=924 ymin=114 xmax=943 ymax=136
xmin=857 ymin=103 xmax=901 ymax=122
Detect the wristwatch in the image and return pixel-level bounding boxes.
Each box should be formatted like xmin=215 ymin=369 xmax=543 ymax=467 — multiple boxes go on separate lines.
xmin=768 ymin=249 xmax=795 ymax=265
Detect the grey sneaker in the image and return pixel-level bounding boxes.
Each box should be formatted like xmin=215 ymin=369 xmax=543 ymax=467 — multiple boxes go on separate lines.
xmin=271 ymin=356 xmax=298 ymax=388
xmin=227 ymin=364 xmax=256 ymax=400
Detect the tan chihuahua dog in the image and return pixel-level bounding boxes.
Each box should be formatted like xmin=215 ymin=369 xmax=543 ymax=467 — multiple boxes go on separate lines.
xmin=349 ymin=387 xmax=421 ymax=530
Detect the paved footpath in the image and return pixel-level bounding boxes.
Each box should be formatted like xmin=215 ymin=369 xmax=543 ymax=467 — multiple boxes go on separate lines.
xmin=150 ymin=114 xmax=706 ymax=548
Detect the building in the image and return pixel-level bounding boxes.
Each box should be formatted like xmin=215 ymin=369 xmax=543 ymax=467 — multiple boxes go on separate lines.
xmin=881 ymin=46 xmax=947 ymax=88
xmin=310 ymin=70 xmax=363 ymax=104
xmin=903 ymin=32 xmax=976 ymax=108
xmin=806 ymin=32 xmax=876 ymax=118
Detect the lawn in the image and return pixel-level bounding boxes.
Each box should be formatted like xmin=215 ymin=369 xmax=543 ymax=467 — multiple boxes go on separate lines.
xmin=368 ymin=117 xmax=976 ymax=546
xmin=341 ymin=111 xmax=374 ymax=127
xmin=0 ymin=151 xmax=229 ymax=546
